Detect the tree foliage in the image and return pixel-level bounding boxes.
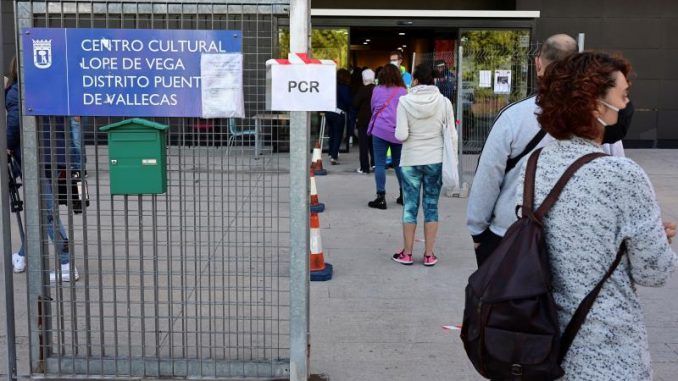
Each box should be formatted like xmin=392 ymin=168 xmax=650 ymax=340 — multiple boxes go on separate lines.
xmin=278 ymin=28 xmax=349 ymax=68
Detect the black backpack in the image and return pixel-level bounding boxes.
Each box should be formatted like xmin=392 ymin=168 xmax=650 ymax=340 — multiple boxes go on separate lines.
xmin=460 ymin=148 xmax=626 ymax=380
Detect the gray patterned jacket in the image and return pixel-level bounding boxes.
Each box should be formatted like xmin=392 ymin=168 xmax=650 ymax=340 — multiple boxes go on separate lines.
xmin=517 ymin=137 xmax=677 ymax=380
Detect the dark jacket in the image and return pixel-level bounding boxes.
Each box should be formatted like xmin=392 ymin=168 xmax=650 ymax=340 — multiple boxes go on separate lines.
xmin=336 ymin=83 xmax=352 ymax=113
xmin=352 ymin=83 xmax=375 ymax=130
xmin=5 ymin=82 xmax=20 ymax=162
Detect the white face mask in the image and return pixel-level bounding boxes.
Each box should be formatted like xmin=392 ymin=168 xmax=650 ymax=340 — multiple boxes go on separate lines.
xmin=390 ymin=60 xmax=400 ymax=67
xmin=596 ymin=100 xmax=621 ymax=126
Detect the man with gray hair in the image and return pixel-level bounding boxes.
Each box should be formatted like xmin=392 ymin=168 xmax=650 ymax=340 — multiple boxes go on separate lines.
xmin=466 ymin=34 xmax=634 ymax=266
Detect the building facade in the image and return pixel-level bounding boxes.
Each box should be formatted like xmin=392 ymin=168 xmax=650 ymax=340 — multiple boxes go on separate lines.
xmin=3 ymin=0 xmax=676 ymax=147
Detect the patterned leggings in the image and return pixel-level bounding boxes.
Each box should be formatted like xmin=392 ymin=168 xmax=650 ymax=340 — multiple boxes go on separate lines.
xmin=401 ymin=163 xmax=443 ymax=224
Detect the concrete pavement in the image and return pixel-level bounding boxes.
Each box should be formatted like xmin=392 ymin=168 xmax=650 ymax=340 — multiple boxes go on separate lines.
xmin=309 ymin=148 xmax=678 ymax=381
xmin=1 ymin=147 xmax=677 ymax=380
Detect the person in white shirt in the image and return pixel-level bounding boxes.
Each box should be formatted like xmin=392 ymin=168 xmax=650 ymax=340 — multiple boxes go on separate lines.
xmin=391 ymin=64 xmax=455 ymax=266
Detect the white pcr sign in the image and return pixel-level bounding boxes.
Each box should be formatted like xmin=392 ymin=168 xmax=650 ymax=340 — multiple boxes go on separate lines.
xmin=266 ymin=53 xmax=336 ymax=112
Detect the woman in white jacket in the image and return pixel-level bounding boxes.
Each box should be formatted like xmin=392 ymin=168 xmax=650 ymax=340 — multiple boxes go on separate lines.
xmin=392 ymin=64 xmax=454 ymax=266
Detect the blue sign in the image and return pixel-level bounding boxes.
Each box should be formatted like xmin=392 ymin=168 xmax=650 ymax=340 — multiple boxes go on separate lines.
xmin=22 ymin=28 xmax=242 ymax=117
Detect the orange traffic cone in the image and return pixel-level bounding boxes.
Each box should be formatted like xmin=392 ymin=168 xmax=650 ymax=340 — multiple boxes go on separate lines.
xmin=310 ymin=212 xmax=332 ymax=281
xmin=310 ymin=170 xmax=325 ymax=213
xmin=312 ymin=142 xmax=327 ymax=176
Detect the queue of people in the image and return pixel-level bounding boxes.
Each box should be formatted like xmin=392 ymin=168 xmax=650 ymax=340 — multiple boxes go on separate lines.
xmin=6 ymin=32 xmax=678 ymax=380
xmin=326 ymin=51 xmax=456 ymax=269
xmin=325 ymin=33 xmax=677 ymax=380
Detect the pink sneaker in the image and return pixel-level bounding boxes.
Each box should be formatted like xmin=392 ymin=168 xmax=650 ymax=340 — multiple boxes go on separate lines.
xmin=392 ymin=250 xmax=414 ymax=265
xmin=423 ymin=254 xmax=438 ymax=266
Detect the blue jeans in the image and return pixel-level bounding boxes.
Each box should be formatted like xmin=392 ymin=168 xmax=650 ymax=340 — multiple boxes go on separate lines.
xmin=326 ymin=112 xmax=345 ymax=160
xmin=17 ymin=179 xmax=70 ymax=264
xmin=70 ymin=118 xmax=85 ymax=170
xmin=401 ymin=163 xmax=443 ymax=223
xmin=372 ymin=136 xmax=402 ymax=194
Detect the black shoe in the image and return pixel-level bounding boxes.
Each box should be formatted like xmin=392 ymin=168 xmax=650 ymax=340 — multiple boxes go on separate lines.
xmin=396 ymin=189 xmax=403 ymax=205
xmin=368 ymin=194 xmax=387 ymax=210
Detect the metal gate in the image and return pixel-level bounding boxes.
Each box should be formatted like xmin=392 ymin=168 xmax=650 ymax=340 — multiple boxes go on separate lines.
xmin=13 ymin=1 xmax=295 ymax=378
xmin=455 ymin=39 xmax=539 ymax=186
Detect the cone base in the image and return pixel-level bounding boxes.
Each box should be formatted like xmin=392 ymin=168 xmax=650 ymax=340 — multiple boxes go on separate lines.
xmin=314 ymin=168 xmax=327 ymax=176
xmin=311 ymin=263 xmax=333 ymax=281
xmin=310 ymin=203 xmax=325 ymax=213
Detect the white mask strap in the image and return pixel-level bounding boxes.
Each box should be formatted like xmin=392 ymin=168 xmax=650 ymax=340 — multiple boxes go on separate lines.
xmin=599 ymin=100 xmax=620 ymax=112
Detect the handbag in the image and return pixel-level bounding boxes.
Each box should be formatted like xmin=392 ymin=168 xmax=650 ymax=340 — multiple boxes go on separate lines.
xmin=56 ymin=169 xmax=90 ymax=214
xmin=367 ymin=88 xmax=399 ymax=136
xmin=441 ymin=98 xmax=459 ymax=189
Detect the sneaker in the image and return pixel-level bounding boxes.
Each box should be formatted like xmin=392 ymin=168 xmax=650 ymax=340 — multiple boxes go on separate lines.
xmin=12 ymin=253 xmax=26 ymax=273
xmin=330 ymin=158 xmax=339 ymax=165
xmin=423 ymin=254 xmax=438 ymax=267
xmin=396 ymin=195 xmax=403 ymax=205
xmin=392 ymin=250 xmax=414 ymax=265
xmin=356 ymin=168 xmax=371 ymax=174
xmin=50 ymin=263 xmax=80 ymax=283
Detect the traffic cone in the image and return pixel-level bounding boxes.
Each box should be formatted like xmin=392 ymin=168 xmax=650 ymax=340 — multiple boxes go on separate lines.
xmin=312 ymin=142 xmax=327 ymax=176
xmin=310 ymin=212 xmax=333 ymax=281
xmin=310 ymin=170 xmax=325 ymax=213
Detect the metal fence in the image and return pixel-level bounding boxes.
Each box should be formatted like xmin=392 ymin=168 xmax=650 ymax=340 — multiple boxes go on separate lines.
xmin=13 ymin=1 xmax=294 ymax=378
xmin=456 ymin=44 xmax=539 ymax=185
xmin=410 ymin=44 xmax=537 ymax=190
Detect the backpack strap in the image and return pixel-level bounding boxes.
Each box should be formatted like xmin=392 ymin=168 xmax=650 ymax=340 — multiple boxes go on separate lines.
xmin=558 ymin=242 xmax=627 ymax=364
xmin=534 ymin=152 xmax=608 ymax=221
xmin=505 ymin=129 xmax=547 ymax=174
xmin=520 ymin=147 xmax=542 ymax=220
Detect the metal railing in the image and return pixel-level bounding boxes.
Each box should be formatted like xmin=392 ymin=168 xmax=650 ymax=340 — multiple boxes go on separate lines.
xmin=456 ymin=44 xmax=539 ymax=185
xmin=10 ymin=1 xmax=297 ymax=379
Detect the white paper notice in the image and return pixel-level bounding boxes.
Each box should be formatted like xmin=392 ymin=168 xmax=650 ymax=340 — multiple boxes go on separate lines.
xmin=479 ymin=70 xmax=492 ymax=88
xmin=494 ymin=70 xmax=511 ymax=94
xmin=200 ymin=53 xmax=245 ymax=118
xmin=269 ymin=64 xmax=337 ymax=111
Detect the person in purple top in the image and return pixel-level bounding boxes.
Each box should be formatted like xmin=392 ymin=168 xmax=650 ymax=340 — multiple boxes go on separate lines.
xmin=367 ymin=64 xmax=407 ymax=209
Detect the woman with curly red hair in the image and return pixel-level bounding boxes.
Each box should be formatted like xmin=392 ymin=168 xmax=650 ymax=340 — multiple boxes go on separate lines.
xmin=517 ymin=52 xmax=677 ymax=380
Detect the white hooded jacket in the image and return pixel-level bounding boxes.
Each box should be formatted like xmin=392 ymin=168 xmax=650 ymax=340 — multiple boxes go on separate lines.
xmin=395 ymin=85 xmax=451 ymax=167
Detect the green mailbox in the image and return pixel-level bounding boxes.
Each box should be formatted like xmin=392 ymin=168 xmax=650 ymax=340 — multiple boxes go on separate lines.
xmin=100 ymin=118 xmax=168 ymax=195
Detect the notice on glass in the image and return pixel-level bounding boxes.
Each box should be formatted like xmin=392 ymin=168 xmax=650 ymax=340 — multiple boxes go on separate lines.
xmin=494 ymin=70 xmax=511 ymax=94
xmin=479 ymin=70 xmax=492 ymax=88
xmin=201 ymin=53 xmax=245 ymax=118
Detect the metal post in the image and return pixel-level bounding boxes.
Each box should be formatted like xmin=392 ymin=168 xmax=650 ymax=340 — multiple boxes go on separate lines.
xmin=411 ymin=52 xmax=416 ymax=75
xmin=455 ymin=43 xmax=464 ymax=189
xmin=288 ymin=0 xmax=310 ymax=380
xmin=577 ymin=33 xmax=585 ymax=52
xmin=16 ymin=3 xmax=49 ymax=372
xmin=0 ymin=1 xmax=18 ymax=378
